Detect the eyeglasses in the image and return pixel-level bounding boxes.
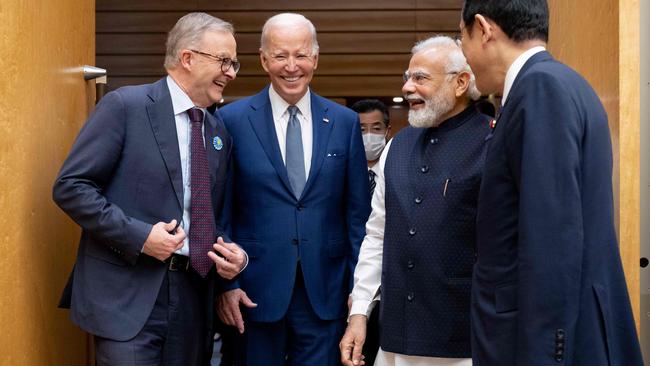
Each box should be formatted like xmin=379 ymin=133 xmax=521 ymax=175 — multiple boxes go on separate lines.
xmin=190 ymin=49 xmax=240 ymax=73
xmin=402 ymin=70 xmax=459 ymax=86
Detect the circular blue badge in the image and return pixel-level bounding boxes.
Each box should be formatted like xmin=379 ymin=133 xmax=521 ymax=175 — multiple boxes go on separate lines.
xmin=213 ymin=136 xmax=223 ymax=151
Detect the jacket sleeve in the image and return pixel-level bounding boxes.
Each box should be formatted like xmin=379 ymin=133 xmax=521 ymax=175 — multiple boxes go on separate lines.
xmin=506 ymin=72 xmax=584 ymax=365
xmin=345 ymin=114 xmax=372 ymax=292
xmin=52 ymin=91 xmax=152 ymax=265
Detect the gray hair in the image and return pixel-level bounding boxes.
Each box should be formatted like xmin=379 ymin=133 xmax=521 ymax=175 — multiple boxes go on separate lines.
xmin=411 ymin=36 xmax=481 ymax=100
xmin=260 ymin=13 xmax=319 ymax=55
xmin=164 ymin=12 xmax=234 ymax=69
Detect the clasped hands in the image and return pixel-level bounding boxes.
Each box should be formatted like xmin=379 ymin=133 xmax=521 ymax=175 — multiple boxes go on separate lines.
xmin=142 ymin=219 xmax=246 ymax=279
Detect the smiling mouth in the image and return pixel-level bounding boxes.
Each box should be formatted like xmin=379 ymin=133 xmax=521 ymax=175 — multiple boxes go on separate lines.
xmin=406 ymin=97 xmax=425 ymax=108
xmin=213 ymin=80 xmax=226 ymax=88
xmin=282 ymin=76 xmax=302 ymax=82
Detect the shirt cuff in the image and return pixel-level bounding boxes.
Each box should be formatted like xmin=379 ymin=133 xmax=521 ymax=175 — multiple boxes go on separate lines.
xmin=350 ymin=299 xmax=374 ymax=318
xmin=238 ymin=249 xmax=249 ymax=273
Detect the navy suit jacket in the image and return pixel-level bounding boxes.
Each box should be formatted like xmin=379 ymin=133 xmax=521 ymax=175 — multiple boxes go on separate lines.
xmin=219 ymin=86 xmax=371 ymax=322
xmin=472 ymin=51 xmax=643 ymax=365
xmin=53 ymin=78 xmax=232 ymax=342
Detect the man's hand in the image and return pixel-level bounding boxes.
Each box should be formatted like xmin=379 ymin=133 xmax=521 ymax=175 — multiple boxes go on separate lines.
xmin=208 ymin=237 xmax=247 ymax=280
xmin=142 ymin=219 xmax=185 ymax=261
xmin=217 ymin=289 xmax=257 ymax=333
xmin=340 ymin=314 xmax=367 ymax=366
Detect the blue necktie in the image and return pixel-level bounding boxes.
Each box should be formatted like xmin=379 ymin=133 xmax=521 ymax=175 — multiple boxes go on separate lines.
xmin=286 ymin=106 xmax=306 ymax=198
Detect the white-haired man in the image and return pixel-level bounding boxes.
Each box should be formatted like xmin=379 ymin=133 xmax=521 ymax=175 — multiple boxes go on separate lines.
xmin=340 ymin=36 xmax=491 ymax=366
xmin=217 ymin=13 xmax=371 ymax=366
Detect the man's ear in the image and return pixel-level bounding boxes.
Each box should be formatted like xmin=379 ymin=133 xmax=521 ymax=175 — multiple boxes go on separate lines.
xmin=475 ymin=14 xmax=494 ymax=44
xmin=455 ymin=71 xmax=471 ymax=97
xmin=259 ymin=50 xmax=271 ymax=73
xmin=179 ymin=50 xmax=193 ymax=71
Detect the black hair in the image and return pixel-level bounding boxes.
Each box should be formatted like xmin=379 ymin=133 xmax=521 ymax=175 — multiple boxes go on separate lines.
xmin=350 ymin=99 xmax=390 ymax=127
xmin=462 ymin=0 xmax=549 ymax=43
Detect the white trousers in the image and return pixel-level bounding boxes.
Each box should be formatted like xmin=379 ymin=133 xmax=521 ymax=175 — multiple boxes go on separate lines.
xmin=374 ymin=348 xmax=472 ymax=366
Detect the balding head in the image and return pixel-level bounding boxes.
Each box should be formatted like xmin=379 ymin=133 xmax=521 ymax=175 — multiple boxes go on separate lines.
xmin=260 ymin=13 xmax=319 ymax=55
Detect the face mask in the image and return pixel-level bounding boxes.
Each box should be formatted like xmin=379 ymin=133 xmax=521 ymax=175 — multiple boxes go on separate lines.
xmin=362 ymin=132 xmax=387 ymax=161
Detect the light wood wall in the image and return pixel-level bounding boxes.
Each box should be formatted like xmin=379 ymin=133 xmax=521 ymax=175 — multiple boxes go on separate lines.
xmin=96 ymin=0 xmax=462 ymax=98
xmin=548 ymin=0 xmax=640 ymax=325
xmin=0 ymin=0 xmax=95 ymax=364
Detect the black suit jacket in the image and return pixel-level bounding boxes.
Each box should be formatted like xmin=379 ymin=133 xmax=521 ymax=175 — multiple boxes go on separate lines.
xmin=471 ymin=51 xmax=642 ymax=365
xmin=53 ymin=78 xmax=232 ymax=341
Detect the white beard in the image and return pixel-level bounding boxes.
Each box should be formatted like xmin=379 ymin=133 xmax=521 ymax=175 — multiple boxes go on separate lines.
xmin=407 ymin=87 xmax=455 ymax=128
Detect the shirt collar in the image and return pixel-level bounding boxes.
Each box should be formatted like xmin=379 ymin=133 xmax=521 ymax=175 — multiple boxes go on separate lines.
xmin=166 ymin=75 xmax=201 ymax=116
xmin=268 ymin=84 xmax=312 ymax=121
xmin=501 ymin=46 xmax=546 ymax=105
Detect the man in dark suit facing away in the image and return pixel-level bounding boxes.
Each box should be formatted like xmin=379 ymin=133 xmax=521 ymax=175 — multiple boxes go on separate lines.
xmin=53 ymin=12 xmax=247 ymax=366
xmin=459 ymin=1 xmax=643 ymax=365
xmin=216 ymin=13 xmax=371 ymax=366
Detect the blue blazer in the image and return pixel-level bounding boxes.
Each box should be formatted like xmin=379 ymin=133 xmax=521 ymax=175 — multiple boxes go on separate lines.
xmin=219 ymin=86 xmax=371 ymax=322
xmin=472 ymin=52 xmax=642 ymax=365
xmin=53 ymin=78 xmax=232 ymax=342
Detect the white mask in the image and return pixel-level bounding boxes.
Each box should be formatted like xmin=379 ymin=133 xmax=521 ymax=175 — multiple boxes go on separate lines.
xmin=362 ymin=132 xmax=387 ymax=161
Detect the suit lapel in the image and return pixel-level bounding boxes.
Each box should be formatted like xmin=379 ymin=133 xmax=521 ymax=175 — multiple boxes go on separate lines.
xmin=146 ymin=79 xmax=183 ymax=210
xmin=204 ymin=111 xmax=221 ymax=186
xmin=247 ymin=89 xmax=294 ymax=194
xmin=302 ymin=94 xmax=333 ymax=196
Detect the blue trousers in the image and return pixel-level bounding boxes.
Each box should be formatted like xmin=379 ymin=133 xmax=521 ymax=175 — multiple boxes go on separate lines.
xmin=235 ymin=268 xmax=345 ymax=366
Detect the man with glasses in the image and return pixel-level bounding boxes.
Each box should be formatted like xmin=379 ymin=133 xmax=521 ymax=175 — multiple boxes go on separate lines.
xmin=53 ymin=13 xmax=247 ymax=365
xmin=340 ymin=36 xmax=490 ymax=366
xmin=216 ymin=13 xmax=371 ymax=366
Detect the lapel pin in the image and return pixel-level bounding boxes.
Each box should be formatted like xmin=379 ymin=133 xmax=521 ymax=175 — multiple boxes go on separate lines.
xmin=323 ymin=117 xmax=329 ymax=123
xmin=489 ymin=119 xmax=497 ymax=129
xmin=213 ymin=136 xmax=223 ymax=151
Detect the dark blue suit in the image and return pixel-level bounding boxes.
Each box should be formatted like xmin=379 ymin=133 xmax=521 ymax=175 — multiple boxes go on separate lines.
xmin=219 ymin=86 xmax=371 ymax=365
xmin=472 ymin=51 xmax=643 ymax=365
xmin=53 ymin=78 xmax=232 ymax=364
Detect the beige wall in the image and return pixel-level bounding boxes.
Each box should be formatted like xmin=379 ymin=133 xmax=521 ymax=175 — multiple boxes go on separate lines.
xmin=0 ymin=0 xmax=95 ymax=364
xmin=547 ymin=0 xmax=640 ymax=326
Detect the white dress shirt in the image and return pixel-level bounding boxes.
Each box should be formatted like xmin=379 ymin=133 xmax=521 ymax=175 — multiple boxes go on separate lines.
xmin=350 ymin=140 xmax=471 ymax=366
xmin=268 ymin=85 xmax=313 ymax=177
xmin=501 ymin=46 xmax=546 ymax=105
xmin=166 ymin=75 xmax=205 ymax=256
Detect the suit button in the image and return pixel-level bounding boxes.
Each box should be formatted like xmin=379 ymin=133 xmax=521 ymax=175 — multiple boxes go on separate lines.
xmin=292 ymin=239 xmax=299 ymax=245
xmin=296 ymin=204 xmax=304 ymax=211
xmin=414 ymin=197 xmax=422 ymax=204
xmin=430 ymin=138 xmax=439 ymax=145
xmin=407 ymin=292 xmax=414 ymax=301
xmin=408 ymin=228 xmax=416 ymax=236
xmin=407 ymin=261 xmax=415 ymax=269
xmin=420 ymin=165 xmax=429 ymax=173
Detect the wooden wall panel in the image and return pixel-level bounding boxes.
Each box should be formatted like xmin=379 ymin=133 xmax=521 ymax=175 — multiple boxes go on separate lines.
xmin=97 ymin=10 xmax=460 ymax=33
xmin=0 ymin=0 xmax=95 ymax=364
xmin=96 ymin=3 xmax=462 ymax=100
xmin=97 ymin=32 xmax=453 ymax=56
